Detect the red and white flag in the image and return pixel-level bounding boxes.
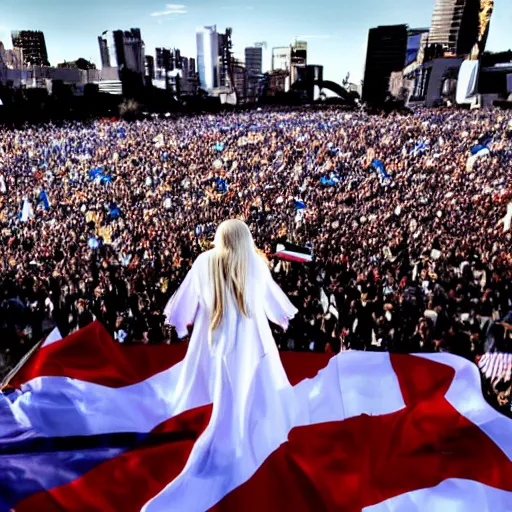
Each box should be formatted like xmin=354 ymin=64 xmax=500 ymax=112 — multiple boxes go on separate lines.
xmin=1 ymin=322 xmax=512 ymax=511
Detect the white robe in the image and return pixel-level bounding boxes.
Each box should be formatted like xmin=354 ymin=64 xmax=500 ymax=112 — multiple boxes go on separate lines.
xmin=147 ymin=250 xmax=300 ymax=511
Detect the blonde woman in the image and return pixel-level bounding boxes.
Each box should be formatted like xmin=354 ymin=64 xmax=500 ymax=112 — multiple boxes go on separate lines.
xmin=148 ymin=219 xmax=300 ymax=511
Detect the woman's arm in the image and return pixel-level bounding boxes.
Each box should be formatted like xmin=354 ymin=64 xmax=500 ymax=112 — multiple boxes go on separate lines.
xmin=261 ymin=260 xmax=298 ymax=331
xmin=163 ymin=264 xmax=200 ymax=339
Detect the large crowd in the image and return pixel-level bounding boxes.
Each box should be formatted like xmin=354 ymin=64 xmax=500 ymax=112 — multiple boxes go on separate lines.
xmin=0 ymin=107 xmax=511 ymax=406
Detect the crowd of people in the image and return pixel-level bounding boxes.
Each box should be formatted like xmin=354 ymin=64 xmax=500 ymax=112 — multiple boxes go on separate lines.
xmin=0 ymin=107 xmax=511 ymax=403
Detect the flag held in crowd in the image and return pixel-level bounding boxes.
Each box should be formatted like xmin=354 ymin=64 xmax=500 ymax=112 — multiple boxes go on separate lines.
xmin=467 ymin=142 xmax=491 ymax=171
xmin=214 ymin=142 xmax=225 ymax=152
xmin=87 ymin=237 xmax=100 ymax=249
xmin=371 ymin=158 xmax=391 ymax=184
xmin=410 ymin=140 xmax=428 ymax=156
xmin=275 ymin=242 xmax=313 ymax=263
xmin=2 ymin=324 xmax=512 ymax=511
xmin=108 ymin=203 xmax=121 ymax=219
xmin=320 ymin=174 xmax=340 ymax=187
xmin=216 ymin=177 xmax=228 ymax=194
xmin=153 ymin=134 xmax=164 ymax=148
xmin=294 ymin=199 xmax=306 ymax=210
xmin=478 ymin=352 xmax=512 ymax=384
xmin=89 ymin=167 xmax=103 ymax=180
xmin=20 ymin=200 xmax=34 ymax=222
xmin=89 ymin=167 xmax=112 ymax=185
xmin=37 ymin=190 xmax=51 ymax=210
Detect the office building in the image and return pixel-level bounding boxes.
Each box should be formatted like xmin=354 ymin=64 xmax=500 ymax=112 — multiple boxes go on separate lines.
xmin=145 ymin=55 xmax=155 ymax=81
xmin=217 ymin=28 xmax=232 ymax=89
xmin=245 ymin=46 xmax=263 ymax=99
xmin=272 ymin=47 xmax=291 ymax=72
xmin=231 ymin=57 xmax=247 ymax=102
xmin=196 ymin=26 xmax=232 ymax=92
xmin=196 ymin=26 xmax=219 ymax=90
xmin=11 ymin=30 xmax=50 ymax=66
xmin=113 ymin=28 xmax=145 ymax=76
xmin=98 ymin=32 xmax=112 ymax=68
xmin=155 ymin=47 xmax=173 ymax=80
xmin=272 ymin=46 xmax=292 ymax=92
xmin=362 ymin=25 xmax=408 ymax=105
xmin=428 ymin=0 xmax=480 ymax=56
xmin=406 ymin=28 xmax=429 ymax=67
xmin=290 ymin=40 xmax=307 ymax=85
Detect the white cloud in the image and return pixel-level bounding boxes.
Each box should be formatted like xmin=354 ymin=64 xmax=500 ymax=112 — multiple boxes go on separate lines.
xmin=151 ymin=4 xmax=187 ymax=16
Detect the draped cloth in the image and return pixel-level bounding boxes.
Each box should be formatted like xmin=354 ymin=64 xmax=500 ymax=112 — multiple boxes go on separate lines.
xmin=153 ymin=249 xmax=301 ymax=511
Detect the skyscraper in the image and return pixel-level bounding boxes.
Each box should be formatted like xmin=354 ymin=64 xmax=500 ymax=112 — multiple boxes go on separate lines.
xmin=428 ymin=0 xmax=480 ymax=56
xmin=155 ymin=47 xmax=173 ymax=80
xmin=272 ymin=46 xmax=292 ymax=92
xmin=196 ymin=26 xmax=219 ymax=90
xmin=217 ymin=28 xmax=232 ymax=89
xmin=406 ymin=28 xmax=430 ymax=67
xmin=272 ymin=47 xmax=291 ymax=72
xmin=290 ymin=41 xmax=307 ymax=85
xmin=113 ymin=28 xmax=145 ymax=76
xmin=231 ymin=57 xmax=247 ymax=102
xmin=11 ymin=30 xmax=49 ymax=66
xmin=245 ymin=46 xmax=263 ymax=99
xmin=362 ymin=25 xmax=408 ymax=105
xmin=98 ymin=32 xmax=111 ymax=68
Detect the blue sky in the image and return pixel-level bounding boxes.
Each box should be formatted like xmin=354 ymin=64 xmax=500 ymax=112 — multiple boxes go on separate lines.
xmin=0 ymin=0 xmax=510 ymax=85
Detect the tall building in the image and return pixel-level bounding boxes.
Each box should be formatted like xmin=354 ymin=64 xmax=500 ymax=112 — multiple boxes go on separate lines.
xmin=196 ymin=26 xmax=219 ymax=90
xmin=362 ymin=25 xmax=408 ymax=105
xmin=155 ymin=47 xmax=173 ymax=80
xmin=290 ymin=41 xmax=307 ymax=85
xmin=145 ymin=55 xmax=155 ymax=81
xmin=196 ymin=26 xmax=232 ymax=91
xmin=11 ymin=30 xmax=49 ymax=66
xmin=113 ymin=28 xmax=145 ymax=76
xmin=217 ymin=28 xmax=232 ymax=89
xmin=188 ymin=58 xmax=196 ymax=78
xmin=428 ymin=0 xmax=480 ymax=56
xmin=231 ymin=57 xmax=247 ymax=102
xmin=245 ymin=46 xmax=262 ymax=99
xmin=272 ymin=47 xmax=291 ymax=92
xmin=98 ymin=32 xmax=111 ymax=68
xmin=406 ymin=28 xmax=430 ymax=67
xmin=272 ymin=47 xmax=290 ymax=72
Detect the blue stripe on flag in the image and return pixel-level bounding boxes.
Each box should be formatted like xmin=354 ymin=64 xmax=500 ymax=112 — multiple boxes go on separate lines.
xmin=0 ymin=429 xmax=199 ymax=510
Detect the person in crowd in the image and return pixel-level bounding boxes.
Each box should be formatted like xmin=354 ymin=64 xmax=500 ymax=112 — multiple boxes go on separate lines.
xmin=0 ymin=107 xmax=510 ymax=394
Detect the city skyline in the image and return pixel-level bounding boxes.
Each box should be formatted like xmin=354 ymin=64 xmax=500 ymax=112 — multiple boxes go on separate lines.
xmin=0 ymin=0 xmax=510 ymax=85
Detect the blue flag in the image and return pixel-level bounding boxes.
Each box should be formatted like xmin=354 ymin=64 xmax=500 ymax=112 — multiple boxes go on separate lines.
xmin=320 ymin=174 xmax=340 ymax=187
xmin=294 ymin=199 xmax=306 ymax=210
xmin=471 ymin=144 xmax=490 ymax=156
xmin=89 ymin=167 xmax=103 ymax=180
xmin=371 ymin=159 xmax=391 ymax=183
xmin=411 ymin=141 xmax=427 ymax=156
xmin=88 ymin=237 xmax=100 ymax=249
xmin=214 ymin=142 xmax=225 ymax=152
xmin=38 ymin=190 xmax=51 ymax=210
xmin=216 ymin=178 xmax=228 ymax=194
xmin=108 ymin=203 xmax=121 ymax=219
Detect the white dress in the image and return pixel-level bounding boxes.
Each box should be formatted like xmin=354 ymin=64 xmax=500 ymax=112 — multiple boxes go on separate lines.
xmin=144 ymin=249 xmax=300 ymax=511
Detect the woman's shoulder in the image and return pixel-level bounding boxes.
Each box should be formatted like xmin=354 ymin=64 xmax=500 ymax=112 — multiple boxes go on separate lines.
xmin=193 ymin=250 xmax=213 ymax=269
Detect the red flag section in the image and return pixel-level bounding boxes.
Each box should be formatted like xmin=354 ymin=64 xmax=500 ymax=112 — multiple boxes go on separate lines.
xmin=8 ymin=323 xmax=512 ymax=511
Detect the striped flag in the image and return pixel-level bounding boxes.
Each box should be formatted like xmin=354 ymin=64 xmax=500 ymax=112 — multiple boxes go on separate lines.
xmin=478 ymin=352 xmax=512 ymax=384
xmin=274 ymin=242 xmax=312 ymax=263
xmin=2 ymin=322 xmax=512 ymax=511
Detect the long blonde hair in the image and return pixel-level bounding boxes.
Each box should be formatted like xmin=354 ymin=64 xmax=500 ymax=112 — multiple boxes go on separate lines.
xmin=210 ymin=219 xmax=253 ymax=334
